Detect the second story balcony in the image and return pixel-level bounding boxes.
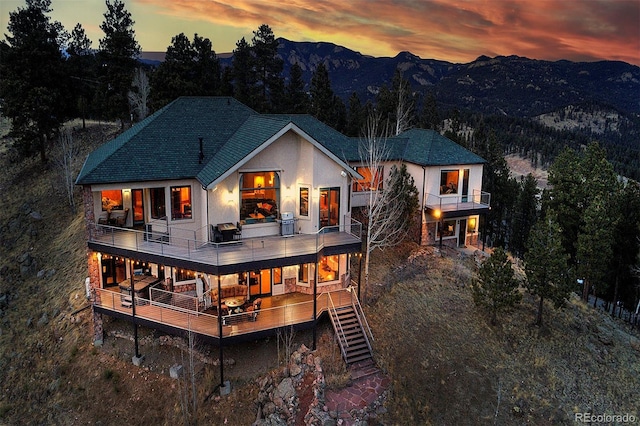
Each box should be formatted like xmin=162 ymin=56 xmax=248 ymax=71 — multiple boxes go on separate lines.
xmin=89 ymin=217 xmax=363 ymax=275
xmin=424 ymin=190 xmax=491 ymax=219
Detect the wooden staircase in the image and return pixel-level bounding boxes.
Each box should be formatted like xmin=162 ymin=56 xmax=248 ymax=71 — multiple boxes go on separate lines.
xmin=329 ymin=304 xmax=374 ymax=365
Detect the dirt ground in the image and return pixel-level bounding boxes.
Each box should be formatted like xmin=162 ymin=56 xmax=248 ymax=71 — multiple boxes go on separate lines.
xmin=505 ymin=154 xmax=549 ymax=189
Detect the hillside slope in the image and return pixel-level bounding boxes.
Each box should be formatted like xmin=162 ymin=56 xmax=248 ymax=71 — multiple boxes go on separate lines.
xmin=0 ymin=122 xmax=638 ymax=424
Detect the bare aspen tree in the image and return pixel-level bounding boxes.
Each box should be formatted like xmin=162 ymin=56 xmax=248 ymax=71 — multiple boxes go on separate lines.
xmin=54 ymin=128 xmax=79 ymax=213
xmin=359 ymin=114 xmax=414 ymax=301
xmin=128 ymin=68 xmax=150 ymax=122
xmin=394 ymin=75 xmax=413 ymax=136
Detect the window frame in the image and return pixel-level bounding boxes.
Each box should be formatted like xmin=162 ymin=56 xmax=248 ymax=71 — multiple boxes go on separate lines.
xmin=101 ymin=190 xmax=124 ymax=211
xmin=170 ymin=185 xmax=192 ymax=221
xmin=150 ymin=187 xmax=166 ymax=219
xmin=352 ymin=166 xmax=384 ymax=192
xmin=239 ymin=171 xmax=280 ymax=224
xmin=440 ymin=170 xmax=460 ymax=195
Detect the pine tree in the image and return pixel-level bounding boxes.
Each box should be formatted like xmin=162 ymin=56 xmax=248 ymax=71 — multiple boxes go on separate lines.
xmin=0 ymin=0 xmax=69 ymax=162
xmin=472 ymin=247 xmax=521 ymax=325
xmin=285 ymin=62 xmax=308 ymax=114
xmin=510 ymin=173 xmax=539 ymax=257
xmin=309 ymin=62 xmax=335 ymax=124
xmin=97 ymin=0 xmax=141 ymax=124
xmin=150 ymin=33 xmax=220 ymax=110
xmin=66 ymin=23 xmax=97 ymax=129
xmin=524 ymin=212 xmax=571 ymax=325
xmin=231 ymin=37 xmax=256 ymax=108
xmin=251 ymin=24 xmax=284 ymax=113
xmin=609 ymin=181 xmax=640 ymax=315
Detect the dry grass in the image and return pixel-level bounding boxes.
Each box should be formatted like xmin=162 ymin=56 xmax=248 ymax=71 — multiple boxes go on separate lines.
xmin=365 ymin=244 xmax=640 ymax=425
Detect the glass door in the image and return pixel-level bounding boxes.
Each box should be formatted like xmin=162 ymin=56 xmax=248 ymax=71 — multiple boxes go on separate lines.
xmin=461 ymin=169 xmax=469 ymax=202
xmin=319 ymin=187 xmax=340 ymax=229
xmin=132 ymin=189 xmax=145 ymax=228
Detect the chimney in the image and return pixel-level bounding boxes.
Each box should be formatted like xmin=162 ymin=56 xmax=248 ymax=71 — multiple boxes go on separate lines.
xmin=198 ymin=137 xmax=204 ymax=164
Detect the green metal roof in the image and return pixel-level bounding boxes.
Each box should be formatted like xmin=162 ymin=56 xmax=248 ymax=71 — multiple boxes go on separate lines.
xmin=344 ymin=128 xmax=486 ymax=166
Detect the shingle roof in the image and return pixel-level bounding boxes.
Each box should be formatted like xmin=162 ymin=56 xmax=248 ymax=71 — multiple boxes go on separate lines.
xmin=344 ymin=128 xmax=485 ymax=166
xmin=76 ymin=97 xmax=257 ymax=186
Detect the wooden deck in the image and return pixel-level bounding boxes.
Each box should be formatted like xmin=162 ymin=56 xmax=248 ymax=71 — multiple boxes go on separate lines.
xmin=90 ymin=226 xmax=361 ymax=267
xmin=95 ymin=288 xmax=355 ymax=340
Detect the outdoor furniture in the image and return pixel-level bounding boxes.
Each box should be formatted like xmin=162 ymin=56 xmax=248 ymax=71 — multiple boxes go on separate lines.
xmin=217 ymin=222 xmax=238 ymax=242
xmin=211 ymin=284 xmax=248 ymax=304
xmin=246 ymin=298 xmax=262 ymax=321
xmin=113 ymin=208 xmax=129 ymax=226
xmin=210 ymin=225 xmax=223 ymax=243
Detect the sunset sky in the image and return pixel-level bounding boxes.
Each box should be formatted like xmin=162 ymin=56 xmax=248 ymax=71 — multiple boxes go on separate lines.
xmin=1 ymin=0 xmax=639 ymax=66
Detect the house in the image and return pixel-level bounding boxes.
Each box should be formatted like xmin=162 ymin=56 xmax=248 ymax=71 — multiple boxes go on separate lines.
xmin=76 ymin=97 xmax=489 ymax=379
xmin=76 ymin=97 xmax=369 ymax=368
xmin=346 ymin=128 xmax=490 ymax=248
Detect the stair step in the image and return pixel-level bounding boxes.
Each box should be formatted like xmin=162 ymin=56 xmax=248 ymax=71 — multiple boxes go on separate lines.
xmin=347 ymin=353 xmax=373 ymax=364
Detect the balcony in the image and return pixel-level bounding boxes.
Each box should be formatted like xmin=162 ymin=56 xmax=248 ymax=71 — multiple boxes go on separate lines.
xmin=94 ymin=287 xmax=357 ymax=343
xmin=424 ymin=190 xmax=491 ymax=219
xmin=89 ymin=218 xmax=362 ymax=274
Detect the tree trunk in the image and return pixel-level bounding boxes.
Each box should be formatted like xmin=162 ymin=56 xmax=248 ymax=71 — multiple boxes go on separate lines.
xmin=535 ymin=296 xmax=544 ymax=326
xmin=39 ymin=133 xmax=47 ymax=164
xmin=612 ymin=274 xmax=620 ymax=318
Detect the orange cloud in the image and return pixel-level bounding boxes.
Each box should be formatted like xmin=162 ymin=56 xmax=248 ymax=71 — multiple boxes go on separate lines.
xmin=135 ymin=0 xmax=639 ymax=65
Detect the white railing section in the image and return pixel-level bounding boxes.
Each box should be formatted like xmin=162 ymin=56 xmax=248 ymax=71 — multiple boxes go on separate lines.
xmin=424 ymin=189 xmax=491 ymax=211
xmin=92 ymin=217 xmax=362 ymax=266
xmin=149 ymin=285 xmax=199 ymax=313
xmin=349 ymin=285 xmax=374 ymax=345
xmin=95 ymin=288 xmax=357 ymax=338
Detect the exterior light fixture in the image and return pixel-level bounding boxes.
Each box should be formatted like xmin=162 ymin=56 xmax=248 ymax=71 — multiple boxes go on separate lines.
xmin=433 ymin=209 xmax=441 ymax=219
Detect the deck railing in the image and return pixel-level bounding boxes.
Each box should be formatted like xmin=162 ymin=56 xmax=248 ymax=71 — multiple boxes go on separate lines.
xmin=424 ymin=189 xmax=491 ymax=212
xmin=94 ymin=287 xmax=354 ymax=339
xmin=91 ymin=217 xmax=362 ymax=266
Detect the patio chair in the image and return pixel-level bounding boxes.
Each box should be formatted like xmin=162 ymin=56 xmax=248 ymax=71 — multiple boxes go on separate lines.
xmin=247 ymin=298 xmax=262 ymax=321
xmin=114 ymin=208 xmax=129 ymax=227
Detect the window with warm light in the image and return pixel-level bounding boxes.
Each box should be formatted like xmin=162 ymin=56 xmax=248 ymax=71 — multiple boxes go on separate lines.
xmin=352 ymin=166 xmax=383 ymax=192
xmin=240 ymin=172 xmax=279 ymax=223
xmin=101 ymin=190 xmax=123 ymax=211
xmin=299 ymin=187 xmax=309 ymax=217
xmin=175 ymin=268 xmax=196 ymax=282
xmin=298 ymin=263 xmax=310 ymax=284
xmin=440 ymin=170 xmax=459 ymax=195
xmin=438 ymin=219 xmax=457 ymax=238
xmin=171 ymin=186 xmax=192 ymax=220
xmin=318 ymin=255 xmax=340 ymax=283
xmin=150 ymin=187 xmax=166 ymax=219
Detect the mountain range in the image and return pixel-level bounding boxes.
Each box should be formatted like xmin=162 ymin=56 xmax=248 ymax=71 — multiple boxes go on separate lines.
xmin=141 ymin=37 xmax=640 ymax=118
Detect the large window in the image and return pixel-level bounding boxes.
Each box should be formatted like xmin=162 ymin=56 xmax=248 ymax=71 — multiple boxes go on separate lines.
xmin=101 ymin=190 xmax=123 ymax=211
xmin=150 ymin=188 xmax=166 ymax=219
xmin=240 ymin=172 xmax=279 ymax=223
xmin=318 ymin=255 xmax=340 ymax=283
xmin=352 ymin=166 xmax=383 ymax=192
xmin=440 ymin=170 xmax=459 ymax=195
xmin=171 ymin=186 xmax=192 ymax=220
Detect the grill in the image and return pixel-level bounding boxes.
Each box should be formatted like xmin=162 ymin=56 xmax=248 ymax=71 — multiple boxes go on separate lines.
xmin=281 ymin=212 xmax=294 ymax=236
